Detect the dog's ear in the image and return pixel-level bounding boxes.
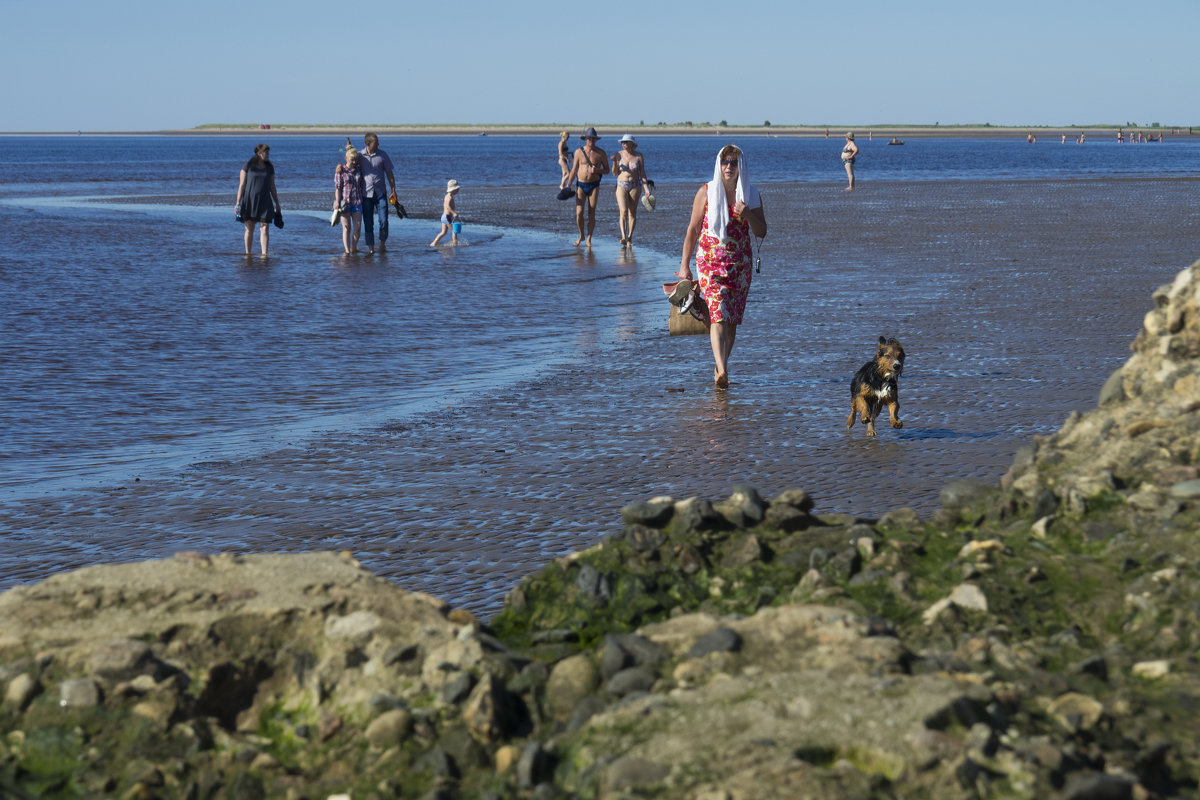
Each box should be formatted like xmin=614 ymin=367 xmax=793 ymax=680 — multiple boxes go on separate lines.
xmin=886 ymin=337 xmax=899 ymax=346
xmin=877 ymin=335 xmax=888 ymax=348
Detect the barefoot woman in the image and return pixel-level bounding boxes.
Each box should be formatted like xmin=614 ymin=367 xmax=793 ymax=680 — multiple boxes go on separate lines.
xmin=611 ymin=134 xmax=650 ymax=245
xmin=677 ymin=144 xmax=767 ymax=388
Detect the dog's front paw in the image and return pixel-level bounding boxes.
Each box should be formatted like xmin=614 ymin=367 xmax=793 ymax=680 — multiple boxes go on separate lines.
xmin=866 ymin=428 xmax=878 ymax=438
xmin=892 ymin=419 xmax=903 ymax=429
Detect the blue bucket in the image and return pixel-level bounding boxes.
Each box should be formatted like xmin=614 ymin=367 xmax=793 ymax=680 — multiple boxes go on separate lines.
xmin=452 ymin=222 xmax=462 ymax=234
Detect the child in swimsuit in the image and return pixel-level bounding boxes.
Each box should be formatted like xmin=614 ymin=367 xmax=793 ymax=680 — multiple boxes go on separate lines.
xmin=429 ymin=179 xmax=461 ymax=246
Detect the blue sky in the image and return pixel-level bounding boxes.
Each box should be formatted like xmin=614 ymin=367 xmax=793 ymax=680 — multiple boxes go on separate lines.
xmin=1 ymin=0 xmax=1195 ymax=131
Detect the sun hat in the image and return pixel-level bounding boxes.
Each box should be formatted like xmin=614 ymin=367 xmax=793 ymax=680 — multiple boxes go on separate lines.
xmin=641 ymin=193 xmax=656 ymax=212
xmin=446 ymin=179 xmax=461 ymax=193
xmin=580 ymin=127 xmax=601 ymax=140
xmin=556 ymin=186 xmax=575 ymax=200
xmin=619 ymin=134 xmax=636 ymax=143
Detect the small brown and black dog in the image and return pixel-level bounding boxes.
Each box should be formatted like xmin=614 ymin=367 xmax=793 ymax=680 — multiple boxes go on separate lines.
xmin=846 ymin=336 xmax=905 ymax=437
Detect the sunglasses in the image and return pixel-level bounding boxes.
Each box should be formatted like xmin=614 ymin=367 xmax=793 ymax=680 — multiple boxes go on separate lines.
xmin=720 ymin=158 xmax=739 ymax=166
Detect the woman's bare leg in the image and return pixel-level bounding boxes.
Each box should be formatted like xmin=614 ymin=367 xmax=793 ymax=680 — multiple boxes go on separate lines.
xmin=625 ymin=187 xmax=641 ymax=244
xmin=341 ymin=216 xmax=353 ymax=253
xmin=710 ymin=321 xmax=737 ymax=388
xmin=259 ymin=222 xmax=270 ymax=256
xmin=614 ymin=187 xmax=630 ymax=243
xmin=243 ymin=220 xmax=255 ymax=255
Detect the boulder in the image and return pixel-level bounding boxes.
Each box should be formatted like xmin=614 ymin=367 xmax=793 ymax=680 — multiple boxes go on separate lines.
xmin=939 ymin=479 xmax=999 ymax=512
xmin=462 ymin=673 xmax=520 ymax=743
xmin=604 ymin=666 xmax=656 ymax=696
xmin=4 ymin=673 xmax=39 ymax=711
xmin=621 ymin=498 xmax=675 ymax=526
xmin=88 ymin=639 xmax=160 ymax=683
xmin=545 ymin=654 xmax=599 ymax=721
xmin=605 ymin=756 xmax=670 ymax=791
xmin=686 ymin=628 xmax=743 ymax=659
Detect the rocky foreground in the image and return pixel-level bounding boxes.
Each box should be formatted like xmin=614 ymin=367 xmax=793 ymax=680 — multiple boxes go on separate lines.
xmin=2 ymin=261 xmax=1199 ymax=800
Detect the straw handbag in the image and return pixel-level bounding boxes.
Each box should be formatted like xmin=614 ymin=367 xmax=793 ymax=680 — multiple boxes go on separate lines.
xmin=668 ymin=300 xmax=710 ymax=336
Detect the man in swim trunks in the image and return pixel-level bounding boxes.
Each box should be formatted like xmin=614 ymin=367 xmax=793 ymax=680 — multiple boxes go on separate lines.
xmin=565 ymin=127 xmax=610 ymax=247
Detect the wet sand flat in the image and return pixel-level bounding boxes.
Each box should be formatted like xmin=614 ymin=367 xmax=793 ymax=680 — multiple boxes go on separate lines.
xmin=2 ymin=176 xmax=1197 ymax=615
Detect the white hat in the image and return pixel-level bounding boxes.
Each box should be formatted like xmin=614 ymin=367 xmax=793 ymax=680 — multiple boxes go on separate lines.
xmin=619 ymin=134 xmax=637 ymax=143
xmin=446 ymin=179 xmax=461 ymax=193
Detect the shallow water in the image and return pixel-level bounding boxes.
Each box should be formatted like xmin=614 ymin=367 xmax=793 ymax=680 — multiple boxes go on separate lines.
xmin=1 ymin=135 xmax=1199 ymax=614
xmin=0 ymin=198 xmax=658 ymax=494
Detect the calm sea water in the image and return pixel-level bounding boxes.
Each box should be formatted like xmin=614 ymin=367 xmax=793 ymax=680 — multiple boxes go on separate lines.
xmin=1 ymin=132 xmax=1195 ymax=194
xmin=1 ymin=134 xmax=1198 ymax=499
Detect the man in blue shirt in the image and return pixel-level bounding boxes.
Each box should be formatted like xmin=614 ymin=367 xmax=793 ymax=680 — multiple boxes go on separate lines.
xmin=358 ymin=133 xmax=398 ymax=254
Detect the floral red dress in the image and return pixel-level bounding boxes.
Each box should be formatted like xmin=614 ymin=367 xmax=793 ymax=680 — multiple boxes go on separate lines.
xmin=696 ymin=192 xmax=754 ymax=325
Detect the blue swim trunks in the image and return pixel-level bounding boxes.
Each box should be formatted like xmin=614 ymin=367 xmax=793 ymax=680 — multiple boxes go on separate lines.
xmin=577 ymin=180 xmax=601 ymax=196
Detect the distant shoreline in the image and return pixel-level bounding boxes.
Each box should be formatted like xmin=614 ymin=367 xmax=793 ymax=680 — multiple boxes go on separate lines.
xmin=4 ymin=123 xmax=1195 ymax=138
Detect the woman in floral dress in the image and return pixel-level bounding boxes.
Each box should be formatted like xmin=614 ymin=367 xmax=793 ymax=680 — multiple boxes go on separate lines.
xmin=677 ymin=144 xmax=767 ymax=388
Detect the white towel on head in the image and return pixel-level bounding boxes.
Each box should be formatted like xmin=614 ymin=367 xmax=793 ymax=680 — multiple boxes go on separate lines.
xmin=705 ymin=148 xmax=760 ymax=243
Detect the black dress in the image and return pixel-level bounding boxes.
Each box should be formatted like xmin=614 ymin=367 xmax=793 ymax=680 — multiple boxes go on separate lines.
xmin=241 ymin=159 xmax=275 ymax=222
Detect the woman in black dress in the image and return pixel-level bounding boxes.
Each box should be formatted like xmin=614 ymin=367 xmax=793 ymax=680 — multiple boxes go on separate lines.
xmin=234 ymin=143 xmax=281 ymax=256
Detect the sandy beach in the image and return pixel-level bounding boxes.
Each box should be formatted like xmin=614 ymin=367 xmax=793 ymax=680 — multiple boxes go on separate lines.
xmin=3 ymin=166 xmax=1197 ymax=616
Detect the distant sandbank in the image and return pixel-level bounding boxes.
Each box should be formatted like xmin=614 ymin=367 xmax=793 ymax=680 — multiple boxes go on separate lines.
xmin=6 ymin=123 xmax=1194 ymax=138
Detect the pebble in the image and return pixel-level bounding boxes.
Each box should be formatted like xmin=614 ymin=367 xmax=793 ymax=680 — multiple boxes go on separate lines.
xmin=59 ymin=678 xmax=101 ymax=709
xmin=1131 ymin=660 xmax=1170 ymax=679
xmin=1168 ymin=479 xmax=1200 ymax=500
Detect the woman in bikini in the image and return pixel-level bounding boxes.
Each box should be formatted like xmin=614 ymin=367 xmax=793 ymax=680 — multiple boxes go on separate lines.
xmin=841 ymin=132 xmax=859 ymax=191
xmin=611 ymin=134 xmax=652 ymax=246
xmin=557 ymin=131 xmax=571 ymax=189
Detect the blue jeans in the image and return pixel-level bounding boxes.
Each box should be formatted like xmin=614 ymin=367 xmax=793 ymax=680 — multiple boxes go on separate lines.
xmin=362 ymin=195 xmax=388 ymax=248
